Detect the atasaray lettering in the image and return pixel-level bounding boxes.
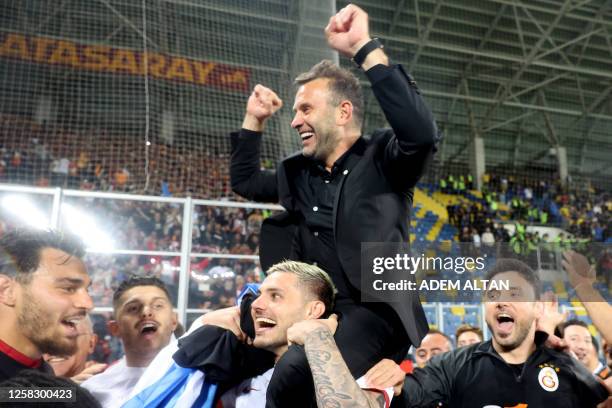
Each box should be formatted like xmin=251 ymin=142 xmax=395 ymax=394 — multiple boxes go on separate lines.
xmin=0 ymin=33 xmax=250 ymax=92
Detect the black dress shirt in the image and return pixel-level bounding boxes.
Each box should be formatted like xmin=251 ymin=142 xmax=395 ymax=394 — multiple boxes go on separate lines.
xmin=293 ymin=142 xmax=363 ymax=300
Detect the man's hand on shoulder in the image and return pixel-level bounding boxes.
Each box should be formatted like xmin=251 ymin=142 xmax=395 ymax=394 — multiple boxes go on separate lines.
xmin=197 ymin=306 xmax=248 ymax=342
xmin=287 ymin=314 xmax=339 ymax=346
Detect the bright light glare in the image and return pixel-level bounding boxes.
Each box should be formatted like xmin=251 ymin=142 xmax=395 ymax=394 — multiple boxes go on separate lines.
xmin=1 ymin=195 xmax=51 ymax=229
xmin=61 ymin=203 xmax=115 ymax=251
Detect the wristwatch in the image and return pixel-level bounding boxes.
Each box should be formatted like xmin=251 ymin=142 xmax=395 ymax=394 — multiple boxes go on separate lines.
xmin=351 ymin=38 xmax=383 ymax=68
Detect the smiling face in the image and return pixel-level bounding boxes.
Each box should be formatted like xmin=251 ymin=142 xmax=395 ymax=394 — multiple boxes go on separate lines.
xmin=250 ymin=272 xmax=311 ymax=357
xmin=564 ymin=324 xmax=597 ymax=370
xmin=415 ymin=333 xmax=452 ymax=367
xmin=484 ymin=271 xmax=542 ymax=352
xmin=291 ymin=78 xmax=340 ymax=162
xmin=110 ymin=285 xmax=177 ymax=366
xmin=14 ymin=248 xmax=93 ymax=357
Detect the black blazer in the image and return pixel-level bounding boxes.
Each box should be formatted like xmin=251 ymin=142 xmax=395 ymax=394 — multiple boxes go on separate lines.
xmin=230 ymin=64 xmax=439 ymax=347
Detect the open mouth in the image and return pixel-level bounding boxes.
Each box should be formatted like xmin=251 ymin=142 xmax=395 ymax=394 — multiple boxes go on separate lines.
xmin=496 ymin=313 xmax=515 ymax=335
xmin=47 ymin=356 xmax=68 ymax=363
xmin=300 ymin=132 xmax=314 ymax=142
xmin=574 ymin=351 xmax=587 ymax=361
xmin=60 ymin=317 xmax=82 ymax=335
xmin=255 ymin=317 xmax=277 ymax=334
xmin=139 ymin=321 xmax=159 ymax=337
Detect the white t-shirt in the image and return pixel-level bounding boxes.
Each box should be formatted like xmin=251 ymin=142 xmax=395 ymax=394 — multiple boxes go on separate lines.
xmin=219 ymin=368 xmax=393 ymax=408
xmin=82 ymin=357 xmax=147 ymax=408
xmin=220 ymin=367 xmax=274 ymax=408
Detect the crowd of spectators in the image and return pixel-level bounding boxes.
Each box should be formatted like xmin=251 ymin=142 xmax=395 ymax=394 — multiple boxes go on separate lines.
xmin=441 ymin=172 xmax=611 ymax=245
xmin=0 ymin=199 xmax=272 ymax=312
xmin=0 ymin=113 xmax=285 ymax=312
xmin=1 ymin=115 xmax=611 ymax=399
xmin=0 ymin=113 xmax=250 ymax=199
xmin=2 ymin=114 xmax=610 ymax=310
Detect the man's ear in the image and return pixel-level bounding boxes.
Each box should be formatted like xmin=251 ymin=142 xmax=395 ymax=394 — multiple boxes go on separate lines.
xmin=108 ymin=320 xmax=120 ymax=337
xmin=0 ymin=274 xmax=17 ymax=307
xmin=170 ymin=311 xmax=178 ymax=332
xmin=336 ymin=100 xmax=353 ymax=126
xmin=305 ymin=300 xmax=326 ymax=320
xmin=87 ymin=333 xmax=99 ymax=354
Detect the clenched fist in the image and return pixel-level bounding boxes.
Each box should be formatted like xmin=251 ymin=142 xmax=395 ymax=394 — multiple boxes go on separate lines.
xmin=242 ymin=84 xmax=283 ymax=132
xmin=325 ymin=4 xmax=371 ymax=58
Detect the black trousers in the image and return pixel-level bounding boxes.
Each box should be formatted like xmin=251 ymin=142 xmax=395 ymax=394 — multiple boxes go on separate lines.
xmin=266 ymin=298 xmax=410 ymax=408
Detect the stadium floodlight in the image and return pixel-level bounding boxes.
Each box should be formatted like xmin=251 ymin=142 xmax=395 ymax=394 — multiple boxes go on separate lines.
xmin=1 ymin=195 xmax=51 ymax=229
xmin=60 ymin=203 xmax=115 ymax=251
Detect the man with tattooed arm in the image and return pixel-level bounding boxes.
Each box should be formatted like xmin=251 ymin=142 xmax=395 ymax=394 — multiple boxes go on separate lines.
xmin=197 ymin=261 xmax=403 ymax=407
xmin=289 ymin=259 xmax=609 ymax=407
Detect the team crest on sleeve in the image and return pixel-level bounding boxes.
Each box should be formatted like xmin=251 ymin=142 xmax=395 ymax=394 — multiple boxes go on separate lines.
xmin=537 ymin=364 xmax=559 ymax=392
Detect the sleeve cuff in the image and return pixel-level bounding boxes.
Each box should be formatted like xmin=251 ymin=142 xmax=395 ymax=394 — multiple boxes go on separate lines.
xmin=239 ymin=128 xmax=262 ymax=139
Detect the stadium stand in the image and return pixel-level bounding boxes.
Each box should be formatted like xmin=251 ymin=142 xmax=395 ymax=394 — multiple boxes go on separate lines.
xmin=0 ymin=1 xmax=610 ymax=394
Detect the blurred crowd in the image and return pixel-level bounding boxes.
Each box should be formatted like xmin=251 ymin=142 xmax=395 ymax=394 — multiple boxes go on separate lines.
xmin=442 ymin=173 xmax=611 ymax=245
xmin=0 ymin=114 xmax=238 ymax=199
xmin=0 ymin=200 xmax=272 ymax=311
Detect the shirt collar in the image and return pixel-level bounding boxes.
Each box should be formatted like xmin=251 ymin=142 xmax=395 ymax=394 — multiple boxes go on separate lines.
xmin=474 ymin=331 xmax=550 ymax=357
xmin=310 ymin=137 xmax=364 ymax=177
xmin=0 ymin=337 xmax=42 ymax=368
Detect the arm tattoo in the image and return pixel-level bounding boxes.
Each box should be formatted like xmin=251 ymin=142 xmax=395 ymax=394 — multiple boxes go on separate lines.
xmin=304 ymin=328 xmax=386 ymax=408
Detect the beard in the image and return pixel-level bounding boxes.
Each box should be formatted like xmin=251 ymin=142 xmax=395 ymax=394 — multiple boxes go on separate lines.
xmin=17 ymin=290 xmax=77 ymax=357
xmin=312 ymin=130 xmax=339 ymax=162
xmin=490 ymin=316 xmax=535 ymax=352
xmin=302 ymin=116 xmax=339 ymax=162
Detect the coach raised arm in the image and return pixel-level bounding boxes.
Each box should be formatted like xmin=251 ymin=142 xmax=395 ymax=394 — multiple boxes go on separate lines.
xmin=230 ymin=3 xmax=439 ymax=407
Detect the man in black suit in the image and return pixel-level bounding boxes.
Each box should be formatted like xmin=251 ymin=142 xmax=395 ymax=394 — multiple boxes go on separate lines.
xmin=230 ymin=4 xmax=439 ymax=407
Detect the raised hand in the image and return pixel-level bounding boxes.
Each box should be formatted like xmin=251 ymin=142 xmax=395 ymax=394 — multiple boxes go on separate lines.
xmin=325 ymin=4 xmax=371 ymax=58
xmin=537 ymin=291 xmax=569 ymax=350
xmin=562 ymin=250 xmax=595 ymax=290
xmin=243 ymin=84 xmax=283 ymax=131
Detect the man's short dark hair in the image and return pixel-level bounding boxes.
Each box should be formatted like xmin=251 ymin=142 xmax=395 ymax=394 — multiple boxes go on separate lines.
xmin=112 ymin=276 xmax=172 ymax=311
xmin=295 ymin=60 xmax=364 ymax=129
xmin=555 ymin=318 xmax=589 ymax=338
xmin=0 ymin=369 xmax=101 ymax=407
xmin=592 ymin=335 xmax=599 ymax=353
xmin=485 ymin=258 xmax=541 ymax=298
xmin=0 ymin=228 xmax=85 ymax=284
xmin=267 ymin=261 xmax=337 ymax=317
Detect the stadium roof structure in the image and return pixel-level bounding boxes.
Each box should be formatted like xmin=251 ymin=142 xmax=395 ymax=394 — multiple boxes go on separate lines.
xmin=337 ymin=0 xmax=612 ymax=183
xmin=1 ymin=0 xmax=611 ymax=187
